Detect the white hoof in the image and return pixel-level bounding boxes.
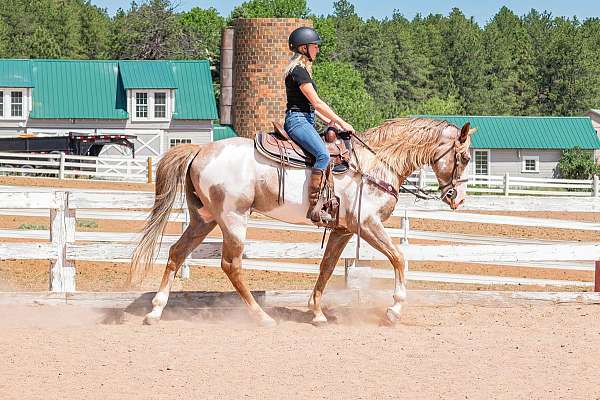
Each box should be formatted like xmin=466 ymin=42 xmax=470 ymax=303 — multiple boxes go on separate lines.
xmin=311 ymin=313 xmax=328 ymax=327
xmin=143 ymin=312 xmax=161 ymax=325
xmin=383 ymin=307 xmax=401 ymax=326
xmin=258 ymin=315 xmax=277 ymax=328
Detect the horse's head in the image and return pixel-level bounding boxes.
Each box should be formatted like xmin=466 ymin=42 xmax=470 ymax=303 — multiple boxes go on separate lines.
xmin=430 ymin=122 xmax=475 ymax=210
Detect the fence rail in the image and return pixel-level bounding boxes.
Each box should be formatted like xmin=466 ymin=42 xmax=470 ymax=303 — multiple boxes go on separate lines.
xmin=0 ymin=152 xmax=598 ymax=196
xmin=0 ymin=190 xmax=598 ymax=292
xmin=407 ymin=170 xmax=600 ymax=197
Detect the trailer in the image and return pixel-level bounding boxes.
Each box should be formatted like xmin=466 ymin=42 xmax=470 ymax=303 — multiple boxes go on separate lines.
xmin=0 ymin=132 xmax=137 ymax=175
xmin=0 ymin=132 xmax=136 ymax=157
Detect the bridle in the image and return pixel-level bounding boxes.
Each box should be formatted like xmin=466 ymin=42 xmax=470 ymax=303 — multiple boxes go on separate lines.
xmin=431 ymin=138 xmax=469 ymax=202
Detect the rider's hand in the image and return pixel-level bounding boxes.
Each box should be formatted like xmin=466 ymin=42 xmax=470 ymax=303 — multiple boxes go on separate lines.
xmin=340 ymin=121 xmax=355 ymax=134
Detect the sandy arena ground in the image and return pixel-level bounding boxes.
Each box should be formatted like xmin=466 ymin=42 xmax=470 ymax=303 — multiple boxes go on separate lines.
xmin=1 ymin=177 xmax=600 ymax=399
xmin=1 ymin=302 xmax=600 ymax=399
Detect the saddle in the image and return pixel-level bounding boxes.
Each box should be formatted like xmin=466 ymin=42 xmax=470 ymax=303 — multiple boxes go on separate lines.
xmin=255 ymin=121 xmax=351 ymax=171
xmin=254 ymin=121 xmax=353 ymax=229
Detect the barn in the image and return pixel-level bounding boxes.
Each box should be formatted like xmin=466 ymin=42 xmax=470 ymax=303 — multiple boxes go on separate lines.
xmin=0 ymin=59 xmax=224 ymax=158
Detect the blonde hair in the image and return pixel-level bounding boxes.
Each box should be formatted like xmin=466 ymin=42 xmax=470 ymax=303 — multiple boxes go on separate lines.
xmin=284 ymin=52 xmax=312 ymax=77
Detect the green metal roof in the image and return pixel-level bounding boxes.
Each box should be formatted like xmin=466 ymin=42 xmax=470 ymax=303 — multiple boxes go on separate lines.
xmin=170 ymin=61 xmax=218 ymax=120
xmin=30 ymin=60 xmax=128 ymax=119
xmin=0 ymin=59 xmax=218 ymax=120
xmin=119 ymin=61 xmax=177 ymax=89
xmin=0 ymin=59 xmax=33 ymax=87
xmin=423 ymin=115 xmax=600 ymax=149
xmin=213 ymin=124 xmax=237 ymax=141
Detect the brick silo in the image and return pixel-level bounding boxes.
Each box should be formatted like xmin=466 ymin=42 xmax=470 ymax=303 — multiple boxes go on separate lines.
xmin=226 ymin=18 xmax=313 ymax=139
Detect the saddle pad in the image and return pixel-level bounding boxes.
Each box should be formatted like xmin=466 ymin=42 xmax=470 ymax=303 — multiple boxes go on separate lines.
xmin=255 ymin=132 xmax=313 ymax=168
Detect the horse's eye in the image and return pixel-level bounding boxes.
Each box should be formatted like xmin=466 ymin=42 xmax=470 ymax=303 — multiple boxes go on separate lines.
xmin=461 ymin=153 xmax=470 ymax=162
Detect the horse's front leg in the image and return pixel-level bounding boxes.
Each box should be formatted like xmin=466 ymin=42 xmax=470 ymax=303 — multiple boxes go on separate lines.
xmin=358 ymin=217 xmax=407 ymax=325
xmin=308 ymin=228 xmax=353 ymax=325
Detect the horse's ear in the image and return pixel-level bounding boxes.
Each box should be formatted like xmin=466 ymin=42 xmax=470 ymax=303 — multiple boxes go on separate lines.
xmin=459 ymin=122 xmax=470 ymax=143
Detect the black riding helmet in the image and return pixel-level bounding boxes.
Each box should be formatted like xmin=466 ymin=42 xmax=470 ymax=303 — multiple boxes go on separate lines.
xmin=288 ymin=27 xmax=321 ymax=53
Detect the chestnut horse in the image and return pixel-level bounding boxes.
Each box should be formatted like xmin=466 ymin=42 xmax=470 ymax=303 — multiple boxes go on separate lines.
xmin=129 ymin=118 xmax=474 ymax=326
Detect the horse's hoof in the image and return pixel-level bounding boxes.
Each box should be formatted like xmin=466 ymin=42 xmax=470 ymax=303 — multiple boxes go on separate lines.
xmin=143 ymin=314 xmax=160 ymax=325
xmin=311 ymin=314 xmax=328 ymax=327
xmin=258 ymin=316 xmax=277 ymax=328
xmin=382 ymin=307 xmax=401 ymax=326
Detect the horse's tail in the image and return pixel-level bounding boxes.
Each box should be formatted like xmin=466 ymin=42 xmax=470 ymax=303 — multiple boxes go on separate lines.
xmin=128 ymin=143 xmax=202 ymax=287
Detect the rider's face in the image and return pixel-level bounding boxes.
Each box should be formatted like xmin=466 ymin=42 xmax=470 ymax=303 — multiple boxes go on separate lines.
xmin=306 ymin=43 xmax=319 ymax=60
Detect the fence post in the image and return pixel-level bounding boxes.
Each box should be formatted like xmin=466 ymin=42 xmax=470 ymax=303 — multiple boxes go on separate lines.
xmin=147 ymin=157 xmax=153 ymax=183
xmin=418 ymin=168 xmax=426 ymax=190
xmin=503 ymin=172 xmax=510 ymax=196
xmin=595 ymin=260 xmax=600 ymax=292
xmin=59 ymin=152 xmax=65 ymax=180
xmin=49 ymin=191 xmax=76 ymax=292
xmin=401 ymin=209 xmax=409 ymax=277
xmin=593 ymin=175 xmax=599 ymax=198
xmin=179 ymin=207 xmax=190 ymax=279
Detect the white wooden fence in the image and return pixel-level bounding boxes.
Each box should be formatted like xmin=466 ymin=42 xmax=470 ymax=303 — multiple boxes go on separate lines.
xmin=0 ymin=189 xmax=599 ymax=292
xmin=0 ymin=152 xmax=153 ymax=182
xmin=408 ymin=169 xmax=600 ymax=197
xmin=0 ymin=152 xmax=598 ymax=197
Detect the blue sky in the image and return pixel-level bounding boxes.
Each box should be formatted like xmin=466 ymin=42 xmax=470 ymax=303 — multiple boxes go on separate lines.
xmin=92 ymin=0 xmax=599 ymax=25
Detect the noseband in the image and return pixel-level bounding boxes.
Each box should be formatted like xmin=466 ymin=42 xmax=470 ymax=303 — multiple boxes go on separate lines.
xmin=432 ymin=139 xmax=469 ymax=201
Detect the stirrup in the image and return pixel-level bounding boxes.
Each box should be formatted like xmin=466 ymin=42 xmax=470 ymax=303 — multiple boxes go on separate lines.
xmin=332 ymin=161 xmax=349 ymax=173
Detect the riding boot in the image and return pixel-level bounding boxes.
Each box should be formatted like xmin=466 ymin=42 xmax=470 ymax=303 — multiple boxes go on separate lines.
xmin=307 ymin=168 xmax=332 ymax=223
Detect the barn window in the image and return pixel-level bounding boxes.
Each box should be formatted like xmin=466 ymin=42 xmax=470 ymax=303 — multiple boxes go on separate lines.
xmin=170 ymin=138 xmax=192 ymax=148
xmin=473 ymin=150 xmax=489 ymax=175
xmin=0 ymin=89 xmax=27 ymax=119
xmin=135 ymin=92 xmax=148 ymax=118
xmin=154 ymin=92 xmax=167 ymax=118
xmin=132 ymin=91 xmax=170 ymax=121
xmin=522 ymin=156 xmax=539 ymax=173
xmin=11 ymin=91 xmax=23 ymax=117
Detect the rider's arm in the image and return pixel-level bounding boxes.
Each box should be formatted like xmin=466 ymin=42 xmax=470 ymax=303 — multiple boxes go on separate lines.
xmin=300 ymin=83 xmax=354 ymax=133
xmin=315 ymin=110 xmax=344 ymax=131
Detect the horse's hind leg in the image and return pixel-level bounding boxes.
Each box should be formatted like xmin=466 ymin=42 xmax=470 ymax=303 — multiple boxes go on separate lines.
xmin=144 ymin=213 xmax=216 ymax=325
xmin=219 ymin=211 xmax=276 ymax=327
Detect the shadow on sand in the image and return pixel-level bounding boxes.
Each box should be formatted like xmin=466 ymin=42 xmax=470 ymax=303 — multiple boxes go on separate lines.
xmin=97 ymin=290 xmax=386 ymax=326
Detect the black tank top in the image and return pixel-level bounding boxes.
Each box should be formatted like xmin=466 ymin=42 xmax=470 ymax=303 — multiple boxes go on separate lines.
xmin=285 ymin=65 xmax=317 ymax=113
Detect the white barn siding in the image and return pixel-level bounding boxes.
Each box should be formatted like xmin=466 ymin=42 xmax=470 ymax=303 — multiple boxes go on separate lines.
xmin=486 ymin=149 xmax=561 ymax=179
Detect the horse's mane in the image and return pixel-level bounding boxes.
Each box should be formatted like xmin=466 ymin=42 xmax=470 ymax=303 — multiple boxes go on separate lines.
xmin=360 ymin=117 xmax=453 ymax=177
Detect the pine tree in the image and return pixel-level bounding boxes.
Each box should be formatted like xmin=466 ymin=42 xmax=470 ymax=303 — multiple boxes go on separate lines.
xmin=109 ymin=0 xmax=184 ymax=60
xmin=482 ymin=7 xmax=536 ymax=114
xmin=230 ymin=0 xmax=309 ymax=19
xmin=442 ymin=8 xmax=487 ymax=114
xmin=78 ymin=1 xmax=111 ymax=59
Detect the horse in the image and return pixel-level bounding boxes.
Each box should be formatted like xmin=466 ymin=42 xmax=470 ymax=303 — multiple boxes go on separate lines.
xmin=129 ymin=117 xmax=475 ymax=326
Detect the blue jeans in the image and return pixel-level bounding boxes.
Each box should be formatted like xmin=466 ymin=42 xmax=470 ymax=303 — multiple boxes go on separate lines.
xmin=284 ymin=111 xmax=329 ymax=170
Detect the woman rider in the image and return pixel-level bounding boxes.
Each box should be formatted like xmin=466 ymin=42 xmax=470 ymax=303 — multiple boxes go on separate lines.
xmin=284 ymin=26 xmax=355 ymax=224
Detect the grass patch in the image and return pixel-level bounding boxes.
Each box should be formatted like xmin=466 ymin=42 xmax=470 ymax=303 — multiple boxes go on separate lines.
xmin=77 ymin=219 xmax=98 ymax=229
xmin=18 ymin=223 xmax=47 ymax=230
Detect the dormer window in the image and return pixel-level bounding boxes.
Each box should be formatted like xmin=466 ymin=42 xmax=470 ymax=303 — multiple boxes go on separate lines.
xmin=135 ymin=92 xmax=148 ymax=118
xmin=131 ymin=90 xmax=171 ymax=121
xmin=0 ymin=89 xmax=28 ymax=120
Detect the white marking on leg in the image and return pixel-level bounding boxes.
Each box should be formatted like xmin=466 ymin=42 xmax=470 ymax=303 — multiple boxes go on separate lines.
xmin=387 ymin=268 xmax=407 ymax=321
